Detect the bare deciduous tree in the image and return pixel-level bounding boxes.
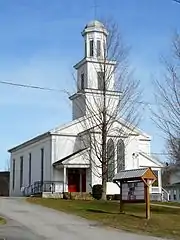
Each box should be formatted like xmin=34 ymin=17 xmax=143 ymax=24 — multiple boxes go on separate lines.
xmin=70 ymin=20 xmax=143 ymax=200
xmin=153 ymin=33 xmax=180 ymax=165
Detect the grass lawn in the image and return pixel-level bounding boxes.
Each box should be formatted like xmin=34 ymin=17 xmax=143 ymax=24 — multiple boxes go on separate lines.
xmin=0 ymin=217 xmax=6 ymax=225
xmin=27 ymin=198 xmax=180 ymax=239
xmin=152 ymin=201 xmax=180 ymax=207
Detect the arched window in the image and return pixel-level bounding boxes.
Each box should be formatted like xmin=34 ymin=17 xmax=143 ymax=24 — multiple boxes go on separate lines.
xmin=107 ymin=138 xmax=115 ymax=182
xmin=117 ymin=139 xmax=125 ymax=172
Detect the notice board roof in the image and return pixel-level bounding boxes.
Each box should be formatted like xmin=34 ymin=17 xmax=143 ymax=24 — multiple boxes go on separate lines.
xmin=113 ymin=167 xmax=157 ymax=183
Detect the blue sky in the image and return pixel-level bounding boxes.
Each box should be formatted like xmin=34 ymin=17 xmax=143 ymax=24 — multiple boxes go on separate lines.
xmin=0 ymin=0 xmax=180 ymax=170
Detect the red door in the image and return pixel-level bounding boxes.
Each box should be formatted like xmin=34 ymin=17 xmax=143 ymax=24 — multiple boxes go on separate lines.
xmin=68 ymin=170 xmax=80 ymax=192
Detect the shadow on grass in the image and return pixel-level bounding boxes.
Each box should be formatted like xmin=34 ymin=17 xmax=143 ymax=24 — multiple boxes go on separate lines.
xmin=86 ymin=208 xmax=117 ymax=214
xmin=86 ymin=208 xmax=145 ymax=219
xmin=151 ymin=206 xmax=180 ymax=215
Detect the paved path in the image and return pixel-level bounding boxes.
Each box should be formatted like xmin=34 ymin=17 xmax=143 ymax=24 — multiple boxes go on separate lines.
xmin=151 ymin=203 xmax=180 ymax=209
xmin=0 ymin=198 xmax=166 ymax=240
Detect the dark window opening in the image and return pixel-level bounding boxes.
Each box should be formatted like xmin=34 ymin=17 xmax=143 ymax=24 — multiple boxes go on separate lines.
xmin=20 ymin=156 xmax=23 ymax=189
xmin=81 ymin=73 xmax=85 ymax=90
xmin=85 ymin=40 xmax=87 ymax=57
xmin=98 ymin=72 xmax=104 ymax=90
xmin=29 ymin=153 xmax=31 ymax=186
xmin=41 ymin=148 xmax=44 ymax=185
xmin=90 ymin=40 xmax=94 ymax=57
xmin=12 ymin=159 xmax=15 ymax=190
xmin=97 ymin=40 xmax=101 ymax=57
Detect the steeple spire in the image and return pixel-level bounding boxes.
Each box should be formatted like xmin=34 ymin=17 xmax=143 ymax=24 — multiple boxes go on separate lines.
xmin=92 ymin=0 xmax=99 ymax=19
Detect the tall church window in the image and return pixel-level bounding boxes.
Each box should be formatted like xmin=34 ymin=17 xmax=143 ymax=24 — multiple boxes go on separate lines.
xmin=85 ymin=40 xmax=87 ymax=57
xmin=41 ymin=148 xmax=44 ymax=185
xmin=117 ymin=139 xmax=125 ymax=172
xmin=98 ymin=72 xmax=104 ymax=90
xmin=81 ymin=73 xmax=85 ymax=90
xmin=97 ymin=40 xmax=101 ymax=57
xmin=107 ymin=138 xmax=115 ymax=181
xmin=90 ymin=40 xmax=94 ymax=57
xmin=29 ymin=153 xmax=31 ymax=186
xmin=20 ymin=156 xmax=23 ymax=189
xmin=12 ymin=159 xmax=15 ymax=190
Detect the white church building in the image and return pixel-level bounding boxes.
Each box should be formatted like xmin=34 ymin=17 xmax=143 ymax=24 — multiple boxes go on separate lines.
xmin=8 ymin=20 xmax=164 ymax=199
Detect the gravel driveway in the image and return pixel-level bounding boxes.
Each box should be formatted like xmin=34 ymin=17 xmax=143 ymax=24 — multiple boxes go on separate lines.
xmin=0 ymin=198 xmax=166 ymax=240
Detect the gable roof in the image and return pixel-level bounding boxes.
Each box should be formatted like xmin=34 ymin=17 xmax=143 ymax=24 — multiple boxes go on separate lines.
xmin=8 ymin=132 xmax=51 ymax=153
xmin=113 ymin=167 xmax=157 ymax=182
xmin=8 ymin=114 xmax=151 ymax=153
xmin=113 ymin=168 xmax=148 ymax=181
xmin=115 ymin=118 xmax=151 ymax=139
xmin=8 ymin=117 xmax=85 ymax=153
xmin=53 ymin=148 xmax=89 ymax=166
xmin=53 ymin=148 xmax=87 ymax=166
xmin=139 ymin=152 xmax=164 ymax=167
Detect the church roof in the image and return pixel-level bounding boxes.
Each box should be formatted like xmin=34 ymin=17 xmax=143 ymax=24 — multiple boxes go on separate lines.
xmin=139 ymin=152 xmax=164 ymax=167
xmin=82 ymin=20 xmax=108 ymax=36
xmin=114 ymin=117 xmax=151 ymax=139
xmin=85 ymin=20 xmax=104 ymax=29
xmin=53 ymin=148 xmax=89 ymax=167
xmin=8 ymin=132 xmax=51 ymax=153
xmin=8 ymin=114 xmax=152 ymax=153
xmin=53 ymin=148 xmax=87 ymax=165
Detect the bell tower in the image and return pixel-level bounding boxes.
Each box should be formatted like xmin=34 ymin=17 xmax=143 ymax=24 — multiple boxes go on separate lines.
xmin=69 ymin=20 xmax=117 ymax=120
xmin=82 ymin=20 xmax=108 ymax=59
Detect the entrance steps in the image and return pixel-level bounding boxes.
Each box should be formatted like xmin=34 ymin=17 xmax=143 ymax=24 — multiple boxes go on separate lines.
xmin=63 ymin=192 xmax=93 ymax=200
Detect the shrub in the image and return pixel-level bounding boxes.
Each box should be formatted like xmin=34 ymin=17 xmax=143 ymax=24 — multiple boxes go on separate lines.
xmin=92 ymin=184 xmax=103 ymax=200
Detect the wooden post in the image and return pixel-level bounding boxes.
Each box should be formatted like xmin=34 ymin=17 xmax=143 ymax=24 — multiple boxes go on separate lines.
xmin=145 ymin=182 xmax=150 ymax=219
xmin=120 ymin=182 xmax=123 ymax=213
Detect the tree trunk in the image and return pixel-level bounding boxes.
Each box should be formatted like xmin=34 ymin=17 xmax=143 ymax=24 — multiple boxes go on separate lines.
xmin=101 ymin=68 xmax=107 ymax=201
xmin=101 ymin=173 xmax=107 ymax=200
xmin=101 ymin=119 xmax=107 ymax=200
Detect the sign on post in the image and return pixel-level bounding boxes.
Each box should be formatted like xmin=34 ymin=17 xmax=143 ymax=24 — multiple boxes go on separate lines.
xmin=122 ymin=181 xmax=145 ymax=202
xmin=113 ymin=167 xmax=157 ymax=219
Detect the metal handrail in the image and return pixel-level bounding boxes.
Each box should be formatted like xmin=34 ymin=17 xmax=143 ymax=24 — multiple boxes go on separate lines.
xmin=23 ymin=181 xmax=64 ymax=196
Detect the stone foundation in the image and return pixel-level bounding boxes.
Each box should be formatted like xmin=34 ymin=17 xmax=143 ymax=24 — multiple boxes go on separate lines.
xmin=63 ymin=192 xmax=93 ymax=200
xmin=42 ymin=192 xmax=63 ymax=199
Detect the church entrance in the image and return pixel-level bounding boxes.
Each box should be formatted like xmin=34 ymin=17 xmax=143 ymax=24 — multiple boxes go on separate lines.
xmin=68 ymin=169 xmax=86 ymax=192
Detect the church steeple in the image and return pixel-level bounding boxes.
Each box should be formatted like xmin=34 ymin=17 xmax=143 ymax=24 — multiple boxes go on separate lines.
xmin=70 ymin=20 xmax=117 ymax=120
xmin=82 ymin=20 xmax=108 ymax=59
xmin=73 ymin=20 xmax=109 ymax=92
